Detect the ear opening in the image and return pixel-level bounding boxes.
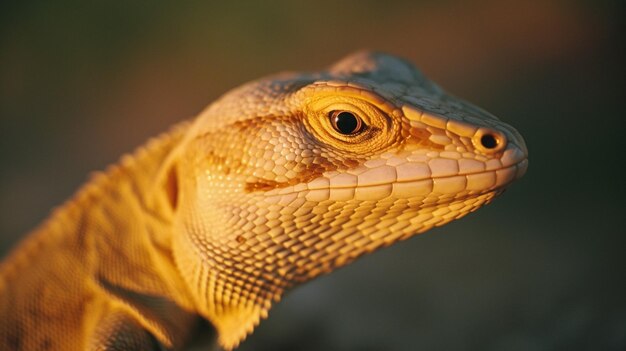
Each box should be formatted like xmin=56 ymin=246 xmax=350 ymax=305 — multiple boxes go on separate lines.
xmin=152 ymin=136 xmax=186 ymax=217
xmin=163 ymin=162 xmax=180 ymax=212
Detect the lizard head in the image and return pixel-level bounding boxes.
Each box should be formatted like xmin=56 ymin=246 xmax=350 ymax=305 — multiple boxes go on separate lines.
xmin=168 ymin=51 xmax=528 ymax=349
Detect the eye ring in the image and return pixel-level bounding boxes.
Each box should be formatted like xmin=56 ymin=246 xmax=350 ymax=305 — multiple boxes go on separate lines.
xmin=330 ymin=110 xmax=365 ymax=135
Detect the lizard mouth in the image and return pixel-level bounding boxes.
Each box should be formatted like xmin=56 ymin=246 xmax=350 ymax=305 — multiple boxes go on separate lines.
xmin=265 ymin=158 xmax=528 ymax=201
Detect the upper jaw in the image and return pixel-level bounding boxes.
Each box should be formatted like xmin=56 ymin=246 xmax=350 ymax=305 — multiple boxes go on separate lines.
xmin=262 ymin=149 xmax=527 ymax=203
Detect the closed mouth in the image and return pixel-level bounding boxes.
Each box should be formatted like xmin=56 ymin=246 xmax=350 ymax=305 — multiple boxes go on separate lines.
xmin=264 ymin=158 xmax=528 ymax=198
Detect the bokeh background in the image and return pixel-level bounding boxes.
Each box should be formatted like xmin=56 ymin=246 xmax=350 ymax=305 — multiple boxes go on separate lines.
xmin=1 ymin=1 xmax=624 ymax=350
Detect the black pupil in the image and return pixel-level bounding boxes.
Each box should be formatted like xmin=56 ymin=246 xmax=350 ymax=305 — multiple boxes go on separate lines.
xmin=480 ymin=134 xmax=498 ymax=149
xmin=335 ymin=112 xmax=359 ymax=134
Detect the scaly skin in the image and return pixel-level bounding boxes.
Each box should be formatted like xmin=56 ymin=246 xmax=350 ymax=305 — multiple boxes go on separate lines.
xmin=0 ymin=52 xmax=528 ymax=350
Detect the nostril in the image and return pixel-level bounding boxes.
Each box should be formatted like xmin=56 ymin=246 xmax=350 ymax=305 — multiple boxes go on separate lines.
xmin=480 ymin=134 xmax=498 ymax=149
xmin=473 ymin=128 xmax=506 ymax=154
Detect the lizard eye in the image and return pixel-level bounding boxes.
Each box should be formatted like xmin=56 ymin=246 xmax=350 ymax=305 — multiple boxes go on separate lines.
xmin=330 ymin=111 xmax=365 ymax=135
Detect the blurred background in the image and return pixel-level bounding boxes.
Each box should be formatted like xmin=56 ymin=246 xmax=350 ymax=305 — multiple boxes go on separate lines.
xmin=1 ymin=0 xmax=624 ymax=350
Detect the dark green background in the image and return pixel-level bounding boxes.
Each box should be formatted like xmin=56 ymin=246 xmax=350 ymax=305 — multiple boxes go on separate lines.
xmin=1 ymin=1 xmax=624 ymax=350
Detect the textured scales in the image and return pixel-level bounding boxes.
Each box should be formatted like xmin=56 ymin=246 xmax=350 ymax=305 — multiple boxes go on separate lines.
xmin=0 ymin=52 xmax=528 ymax=350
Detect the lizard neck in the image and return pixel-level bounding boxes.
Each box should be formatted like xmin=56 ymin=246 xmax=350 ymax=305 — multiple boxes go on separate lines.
xmin=83 ymin=122 xmax=193 ymax=303
xmin=89 ymin=121 xmax=214 ymax=347
xmin=35 ymin=121 xmax=203 ymax=347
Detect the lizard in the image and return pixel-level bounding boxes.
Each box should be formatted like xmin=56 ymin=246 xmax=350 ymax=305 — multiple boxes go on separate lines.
xmin=0 ymin=51 xmax=528 ymax=350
